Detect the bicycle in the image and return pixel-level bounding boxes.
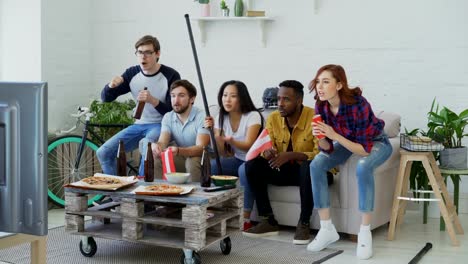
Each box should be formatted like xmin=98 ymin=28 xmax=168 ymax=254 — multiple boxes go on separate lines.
xmin=47 ymin=106 xmax=139 ymax=207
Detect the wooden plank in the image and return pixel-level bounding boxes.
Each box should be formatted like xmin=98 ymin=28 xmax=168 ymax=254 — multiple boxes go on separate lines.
xmin=121 ymin=199 xmax=143 ymax=217
xmin=65 ymin=194 xmax=87 ymax=212
xmin=88 ymin=201 xmax=120 ymax=211
xmin=388 ymin=153 xmax=409 ymax=240
xmin=397 ymin=159 xmax=413 ymax=229
xmin=31 ymin=235 xmax=47 ymax=264
xmin=182 ymin=205 xmax=207 ymax=227
xmin=184 ymin=228 xmax=206 ymax=249
xmin=207 ymin=220 xmax=226 ymax=236
xmin=122 ymin=220 xmax=143 ymax=240
xmin=65 ymin=214 xmax=84 ymax=232
xmin=66 ymin=210 xmax=122 ymax=219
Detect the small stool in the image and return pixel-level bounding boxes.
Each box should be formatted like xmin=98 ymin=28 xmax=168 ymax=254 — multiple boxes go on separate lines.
xmin=387 ymin=150 xmax=464 ymax=246
xmin=439 ymin=167 xmax=468 ymax=231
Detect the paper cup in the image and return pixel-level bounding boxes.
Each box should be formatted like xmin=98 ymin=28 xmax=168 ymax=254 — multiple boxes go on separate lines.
xmin=312 ymin=114 xmax=325 ymax=139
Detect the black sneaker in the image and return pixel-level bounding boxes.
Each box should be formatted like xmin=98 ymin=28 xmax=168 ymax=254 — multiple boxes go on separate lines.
xmin=242 ymin=219 xmax=279 ymax=238
xmin=293 ymin=222 xmax=311 ymax=245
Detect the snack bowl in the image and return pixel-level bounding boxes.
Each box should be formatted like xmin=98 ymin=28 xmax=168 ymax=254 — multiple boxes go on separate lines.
xmin=211 ymin=175 xmax=238 ymax=186
xmin=166 ymin=172 xmax=190 ymax=184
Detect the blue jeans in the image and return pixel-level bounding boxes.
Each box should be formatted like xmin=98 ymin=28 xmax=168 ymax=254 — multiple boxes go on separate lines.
xmin=96 ymin=123 xmax=161 ymax=175
xmin=310 ymin=134 xmax=392 ymax=212
xmin=211 ymin=157 xmax=254 ymax=212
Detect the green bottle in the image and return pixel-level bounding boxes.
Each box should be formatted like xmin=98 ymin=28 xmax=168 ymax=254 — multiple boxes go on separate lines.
xmin=234 ymin=0 xmax=243 ymax=17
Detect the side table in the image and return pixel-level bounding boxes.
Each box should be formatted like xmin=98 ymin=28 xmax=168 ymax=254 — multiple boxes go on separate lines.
xmin=439 ymin=167 xmax=468 ymax=231
xmin=387 ymin=150 xmax=464 ymax=246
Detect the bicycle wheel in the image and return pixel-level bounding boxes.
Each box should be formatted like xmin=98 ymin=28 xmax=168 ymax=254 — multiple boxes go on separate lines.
xmin=47 ymin=135 xmax=103 ymax=207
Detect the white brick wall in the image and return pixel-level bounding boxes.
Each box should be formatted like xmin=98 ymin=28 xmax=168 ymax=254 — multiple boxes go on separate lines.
xmin=2 ymin=0 xmax=467 ymax=192
xmin=0 ymin=0 xmax=42 ymax=81
xmin=41 ymin=0 xmax=93 ymax=131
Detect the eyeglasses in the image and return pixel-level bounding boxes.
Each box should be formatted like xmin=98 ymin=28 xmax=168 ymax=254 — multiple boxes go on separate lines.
xmin=135 ymin=50 xmax=155 ymax=57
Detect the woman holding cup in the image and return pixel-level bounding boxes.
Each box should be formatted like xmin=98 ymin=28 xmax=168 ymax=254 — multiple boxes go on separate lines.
xmin=307 ymin=64 xmax=392 ymax=259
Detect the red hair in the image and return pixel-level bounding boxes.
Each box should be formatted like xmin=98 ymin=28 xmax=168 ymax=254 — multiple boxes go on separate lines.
xmin=308 ymin=64 xmax=362 ymax=106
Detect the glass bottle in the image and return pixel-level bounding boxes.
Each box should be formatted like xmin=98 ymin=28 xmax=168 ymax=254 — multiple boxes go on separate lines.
xmin=144 ymin=142 xmax=154 ymax=182
xmin=133 ymin=87 xmax=148 ymax=119
xmin=116 ymin=140 xmax=127 ymax=176
xmin=200 ymin=146 xmax=211 ymax=187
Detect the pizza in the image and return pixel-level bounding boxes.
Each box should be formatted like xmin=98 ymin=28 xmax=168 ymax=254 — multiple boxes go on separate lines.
xmin=82 ymin=176 xmax=122 ymax=186
xmin=144 ymin=184 xmax=184 ymax=195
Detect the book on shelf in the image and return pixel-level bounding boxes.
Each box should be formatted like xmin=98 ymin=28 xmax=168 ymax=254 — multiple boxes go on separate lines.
xmin=246 ymin=10 xmax=266 ymax=17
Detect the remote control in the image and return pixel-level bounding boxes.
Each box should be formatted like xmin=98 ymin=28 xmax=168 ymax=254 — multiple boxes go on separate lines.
xmin=203 ymin=185 xmax=236 ymax=192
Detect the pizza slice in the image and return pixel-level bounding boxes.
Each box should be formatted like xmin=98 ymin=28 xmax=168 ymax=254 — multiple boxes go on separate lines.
xmin=82 ymin=176 xmax=122 ymax=186
xmin=144 ymin=184 xmax=184 ymax=195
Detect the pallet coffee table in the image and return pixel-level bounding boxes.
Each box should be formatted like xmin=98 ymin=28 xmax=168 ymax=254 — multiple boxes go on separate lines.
xmin=64 ymin=180 xmax=243 ymax=264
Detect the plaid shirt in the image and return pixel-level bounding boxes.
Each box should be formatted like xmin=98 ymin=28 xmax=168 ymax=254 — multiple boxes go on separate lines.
xmin=315 ymin=95 xmax=384 ymax=153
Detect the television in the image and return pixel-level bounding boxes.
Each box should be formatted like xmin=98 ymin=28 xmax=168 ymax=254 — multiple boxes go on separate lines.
xmin=0 ymin=82 xmax=48 ymax=236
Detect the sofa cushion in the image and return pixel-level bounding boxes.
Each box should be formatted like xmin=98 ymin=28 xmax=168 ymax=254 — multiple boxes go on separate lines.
xmin=375 ymin=110 xmax=401 ymax=138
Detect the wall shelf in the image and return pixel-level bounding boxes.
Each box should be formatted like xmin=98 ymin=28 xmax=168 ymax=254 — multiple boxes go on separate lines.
xmin=191 ymin=17 xmax=274 ymax=47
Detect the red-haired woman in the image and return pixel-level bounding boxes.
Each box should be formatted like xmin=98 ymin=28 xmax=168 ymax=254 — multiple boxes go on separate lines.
xmin=307 ymin=65 xmax=392 ymax=259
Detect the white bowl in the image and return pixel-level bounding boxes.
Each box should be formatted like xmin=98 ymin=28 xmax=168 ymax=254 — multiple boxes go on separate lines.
xmin=166 ymin=172 xmax=190 ymax=184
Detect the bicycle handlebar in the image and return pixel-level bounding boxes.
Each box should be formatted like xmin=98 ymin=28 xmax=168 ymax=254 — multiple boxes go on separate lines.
xmin=71 ymin=106 xmax=91 ymax=118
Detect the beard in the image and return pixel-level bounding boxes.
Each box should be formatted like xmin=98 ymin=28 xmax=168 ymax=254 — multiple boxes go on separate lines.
xmin=173 ymin=104 xmax=190 ymax=114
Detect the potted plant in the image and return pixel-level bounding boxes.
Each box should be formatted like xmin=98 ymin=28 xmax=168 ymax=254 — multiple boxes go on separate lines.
xmin=220 ymin=0 xmax=229 ymax=16
xmin=427 ymin=99 xmax=468 ymax=169
xmin=89 ymin=99 xmax=136 ymax=142
xmin=195 ymin=0 xmax=210 ymax=17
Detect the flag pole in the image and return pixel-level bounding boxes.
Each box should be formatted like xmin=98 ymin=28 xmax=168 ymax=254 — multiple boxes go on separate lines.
xmin=184 ymin=14 xmax=222 ymax=175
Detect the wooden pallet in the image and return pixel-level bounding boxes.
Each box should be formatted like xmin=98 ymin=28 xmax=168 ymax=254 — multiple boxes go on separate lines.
xmin=64 ymin=183 xmax=242 ymax=251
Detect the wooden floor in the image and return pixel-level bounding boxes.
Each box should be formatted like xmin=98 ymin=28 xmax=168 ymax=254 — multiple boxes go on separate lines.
xmin=48 ymin=209 xmax=467 ymax=264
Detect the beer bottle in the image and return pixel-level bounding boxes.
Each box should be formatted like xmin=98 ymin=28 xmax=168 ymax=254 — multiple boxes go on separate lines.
xmin=144 ymin=142 xmax=154 ymax=182
xmin=116 ymin=140 xmax=127 ymax=176
xmin=200 ymin=146 xmax=211 ymax=187
xmin=133 ymin=87 xmax=148 ymax=119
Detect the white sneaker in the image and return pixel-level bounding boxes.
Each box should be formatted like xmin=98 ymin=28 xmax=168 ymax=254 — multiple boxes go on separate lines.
xmin=306 ymin=224 xmax=339 ymax=252
xmin=356 ymin=229 xmax=373 ymax=259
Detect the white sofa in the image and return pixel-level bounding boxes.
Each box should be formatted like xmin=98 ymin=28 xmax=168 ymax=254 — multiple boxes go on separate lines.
xmin=250 ymin=110 xmax=401 ymax=236
xmin=208 ymin=106 xmax=401 ymax=236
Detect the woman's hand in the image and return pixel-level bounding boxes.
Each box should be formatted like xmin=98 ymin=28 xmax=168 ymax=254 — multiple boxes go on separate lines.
xmin=312 ymin=121 xmax=339 ymax=141
xmin=204 ymin=116 xmax=214 ymax=128
xmin=224 ymin=135 xmax=234 ymax=144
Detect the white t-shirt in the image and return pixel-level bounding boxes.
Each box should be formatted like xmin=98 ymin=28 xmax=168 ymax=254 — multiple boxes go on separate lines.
xmin=214 ymin=111 xmax=262 ymax=161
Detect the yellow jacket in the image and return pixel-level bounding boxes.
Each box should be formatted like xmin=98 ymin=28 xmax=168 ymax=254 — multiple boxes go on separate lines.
xmin=266 ymin=106 xmax=319 ymax=160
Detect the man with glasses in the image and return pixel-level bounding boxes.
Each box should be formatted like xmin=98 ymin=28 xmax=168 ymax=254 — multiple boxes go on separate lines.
xmin=96 ymin=35 xmax=180 ymax=177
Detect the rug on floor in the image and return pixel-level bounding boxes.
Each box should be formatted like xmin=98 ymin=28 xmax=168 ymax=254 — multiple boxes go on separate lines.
xmin=0 ymin=226 xmax=342 ymax=264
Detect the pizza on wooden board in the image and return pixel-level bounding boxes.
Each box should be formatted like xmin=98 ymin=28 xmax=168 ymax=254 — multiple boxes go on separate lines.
xmin=144 ymin=184 xmax=184 ymax=195
xmin=82 ymin=176 xmax=122 ymax=186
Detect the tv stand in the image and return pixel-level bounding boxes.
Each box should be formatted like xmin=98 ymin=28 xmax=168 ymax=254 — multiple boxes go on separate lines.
xmin=0 ymin=233 xmax=46 ymax=264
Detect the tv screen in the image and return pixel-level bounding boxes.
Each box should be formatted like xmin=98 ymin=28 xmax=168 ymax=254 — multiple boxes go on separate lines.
xmin=0 ymin=82 xmax=48 ymax=236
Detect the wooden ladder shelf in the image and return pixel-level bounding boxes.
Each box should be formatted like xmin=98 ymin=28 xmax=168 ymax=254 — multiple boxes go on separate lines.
xmin=387 ymin=150 xmax=464 ymax=246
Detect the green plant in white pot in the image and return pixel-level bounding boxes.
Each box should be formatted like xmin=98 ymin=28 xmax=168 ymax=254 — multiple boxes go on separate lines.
xmin=427 ymin=99 xmax=468 ymax=169
xmin=220 ymin=0 xmax=229 ymax=16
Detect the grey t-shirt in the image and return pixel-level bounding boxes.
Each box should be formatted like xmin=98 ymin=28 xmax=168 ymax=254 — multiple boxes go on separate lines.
xmin=161 ymin=107 xmax=209 ymax=147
